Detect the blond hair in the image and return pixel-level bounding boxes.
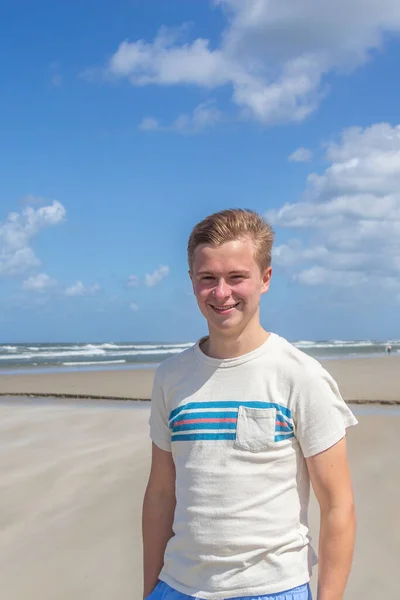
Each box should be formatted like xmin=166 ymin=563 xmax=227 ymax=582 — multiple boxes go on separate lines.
xmin=188 ymin=209 xmax=274 ymax=272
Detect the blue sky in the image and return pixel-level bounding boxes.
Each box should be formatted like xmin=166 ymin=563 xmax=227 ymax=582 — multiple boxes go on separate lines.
xmin=1 ymin=0 xmax=400 ymax=343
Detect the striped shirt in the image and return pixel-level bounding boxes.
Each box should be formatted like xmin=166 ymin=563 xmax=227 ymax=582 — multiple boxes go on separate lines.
xmin=149 ymin=332 xmax=357 ymax=599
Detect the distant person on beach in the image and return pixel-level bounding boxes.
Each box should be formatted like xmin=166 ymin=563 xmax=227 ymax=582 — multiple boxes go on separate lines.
xmin=386 ymin=344 xmax=392 ymax=355
xmin=143 ymin=209 xmax=358 ymax=600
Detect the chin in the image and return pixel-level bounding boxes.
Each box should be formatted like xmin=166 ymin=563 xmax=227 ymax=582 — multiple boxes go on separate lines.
xmin=212 ymin=317 xmax=242 ymax=331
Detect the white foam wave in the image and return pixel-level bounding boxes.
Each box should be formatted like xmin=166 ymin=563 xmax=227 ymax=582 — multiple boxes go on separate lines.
xmin=0 ymin=354 xmax=33 ymax=360
xmin=295 ymin=340 xmax=377 ymax=349
xmin=345 ymin=341 xmax=375 ymax=347
xmin=127 ymin=343 xmax=193 ymax=350
xmin=0 ymin=346 xmax=187 ymax=361
xmin=2 ymin=339 xmax=395 ymax=367
xmin=6 ymin=342 xmax=194 ymax=353
xmin=96 ymin=343 xmax=121 ymax=349
xmin=41 ymin=348 xmax=107 ymax=358
xmin=0 ymin=349 xmax=106 ymax=360
xmin=81 ymin=343 xmax=121 ymax=350
xmin=106 ymin=348 xmax=186 ymax=357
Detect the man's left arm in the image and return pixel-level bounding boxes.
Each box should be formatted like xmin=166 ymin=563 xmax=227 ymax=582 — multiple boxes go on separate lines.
xmin=306 ymin=436 xmax=356 ymax=600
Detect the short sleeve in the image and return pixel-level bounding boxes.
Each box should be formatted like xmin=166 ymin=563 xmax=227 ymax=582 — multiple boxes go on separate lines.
xmin=292 ymin=365 xmax=358 ymax=458
xmin=149 ymin=368 xmax=172 ymax=452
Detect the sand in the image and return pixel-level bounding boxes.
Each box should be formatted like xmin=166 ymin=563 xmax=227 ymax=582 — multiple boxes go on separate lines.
xmin=0 ymin=397 xmax=152 ymax=600
xmin=1 ymin=355 xmax=400 ymax=402
xmin=0 ymin=367 xmax=156 ymax=400
xmin=0 ymin=356 xmax=399 ymax=598
xmin=0 ymin=398 xmax=399 ymax=599
xmin=308 ymin=407 xmax=400 ymax=599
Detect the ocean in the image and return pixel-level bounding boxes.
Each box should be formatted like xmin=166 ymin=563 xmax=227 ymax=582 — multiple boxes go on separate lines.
xmin=0 ymin=339 xmax=398 ymax=374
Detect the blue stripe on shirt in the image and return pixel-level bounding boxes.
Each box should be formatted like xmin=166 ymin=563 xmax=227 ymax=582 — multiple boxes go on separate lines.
xmin=169 ymin=400 xmax=293 ymax=423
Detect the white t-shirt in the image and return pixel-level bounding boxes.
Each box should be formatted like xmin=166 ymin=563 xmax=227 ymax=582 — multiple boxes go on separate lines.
xmin=149 ymin=333 xmax=358 ymax=599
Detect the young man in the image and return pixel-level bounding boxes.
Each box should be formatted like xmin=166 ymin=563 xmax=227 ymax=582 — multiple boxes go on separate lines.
xmin=143 ymin=209 xmax=357 ymax=600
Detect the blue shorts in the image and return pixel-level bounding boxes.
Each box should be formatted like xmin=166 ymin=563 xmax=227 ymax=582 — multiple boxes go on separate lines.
xmin=146 ymin=580 xmax=312 ymax=600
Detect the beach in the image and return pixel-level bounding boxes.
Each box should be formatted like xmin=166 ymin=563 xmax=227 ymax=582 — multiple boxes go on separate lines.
xmin=1 ymin=355 xmax=400 ymax=402
xmin=0 ymin=356 xmax=399 ymax=599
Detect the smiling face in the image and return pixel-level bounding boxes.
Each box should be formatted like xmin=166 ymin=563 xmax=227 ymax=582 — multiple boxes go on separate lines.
xmin=190 ymin=237 xmax=272 ymax=338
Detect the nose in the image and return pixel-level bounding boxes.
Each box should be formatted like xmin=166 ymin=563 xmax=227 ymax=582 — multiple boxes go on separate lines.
xmin=213 ymin=278 xmax=230 ymax=300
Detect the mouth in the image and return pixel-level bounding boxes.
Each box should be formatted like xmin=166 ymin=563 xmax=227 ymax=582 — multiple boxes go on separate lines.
xmin=210 ymin=302 xmax=240 ymax=315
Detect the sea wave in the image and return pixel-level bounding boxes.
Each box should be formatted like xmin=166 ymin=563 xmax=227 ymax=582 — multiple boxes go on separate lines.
xmin=81 ymin=343 xmax=120 ymax=350
xmin=0 ymin=346 xmax=189 ymax=361
xmin=294 ymin=340 xmax=376 ymax=349
xmin=0 ymin=349 xmax=106 ymax=360
xmin=0 ymin=342 xmax=194 ymax=353
xmin=0 ymin=339 xmax=397 ymax=371
xmin=128 ymin=343 xmax=193 ymax=350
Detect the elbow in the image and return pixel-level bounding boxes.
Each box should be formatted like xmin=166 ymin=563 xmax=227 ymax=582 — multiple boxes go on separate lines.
xmin=344 ymin=501 xmax=357 ymax=532
xmin=321 ymin=500 xmax=357 ymax=533
xmin=144 ymin=482 xmax=176 ymax=508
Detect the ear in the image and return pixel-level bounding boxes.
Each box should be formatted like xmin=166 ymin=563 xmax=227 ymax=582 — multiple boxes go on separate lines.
xmin=261 ymin=266 xmax=272 ymax=295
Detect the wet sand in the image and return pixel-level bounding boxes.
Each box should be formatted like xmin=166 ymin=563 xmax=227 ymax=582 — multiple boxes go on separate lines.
xmin=0 ymin=396 xmax=399 ymax=599
xmin=1 ymin=355 xmax=400 ymax=402
xmin=0 ymin=367 xmax=156 ymax=400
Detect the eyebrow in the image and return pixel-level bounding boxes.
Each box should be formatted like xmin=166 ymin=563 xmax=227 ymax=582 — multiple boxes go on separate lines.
xmin=196 ymin=270 xmax=251 ymax=276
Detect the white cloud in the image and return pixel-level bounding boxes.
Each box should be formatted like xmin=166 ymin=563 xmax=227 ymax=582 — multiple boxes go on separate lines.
xmin=65 ymin=281 xmax=101 ymax=296
xmin=289 ymin=147 xmax=313 ymax=162
xmin=0 ymin=199 xmax=66 ymax=277
xmin=129 ymin=302 xmax=139 ymax=311
xmin=138 ymin=117 xmax=160 ymax=131
xmin=22 ymin=273 xmax=57 ymax=292
xmin=172 ymin=101 xmax=222 ymax=133
xmin=294 ymin=266 xmax=369 ymax=287
xmin=126 ymin=274 xmax=139 ymax=287
xmin=145 ymin=265 xmax=169 ymax=287
xmin=139 ymin=102 xmax=221 ymax=133
xmin=100 ymin=1 xmax=400 ymax=124
xmin=268 ymin=123 xmax=400 ymax=289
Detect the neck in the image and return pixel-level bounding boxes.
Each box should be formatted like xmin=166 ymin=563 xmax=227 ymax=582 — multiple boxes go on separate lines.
xmin=202 ymin=323 xmax=270 ymax=359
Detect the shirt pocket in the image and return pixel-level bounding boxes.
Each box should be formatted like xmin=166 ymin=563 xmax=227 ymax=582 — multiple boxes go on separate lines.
xmin=234 ymin=406 xmax=276 ymax=452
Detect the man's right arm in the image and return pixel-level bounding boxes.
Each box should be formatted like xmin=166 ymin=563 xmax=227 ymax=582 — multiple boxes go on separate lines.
xmin=142 ymin=442 xmax=176 ymax=599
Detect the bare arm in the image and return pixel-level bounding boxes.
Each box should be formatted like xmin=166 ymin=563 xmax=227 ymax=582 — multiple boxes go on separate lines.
xmin=306 ymin=437 xmax=356 ymax=600
xmin=142 ymin=443 xmax=176 ymax=598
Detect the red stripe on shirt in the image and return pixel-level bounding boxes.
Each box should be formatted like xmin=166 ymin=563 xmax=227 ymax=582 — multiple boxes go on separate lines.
xmin=175 ymin=418 xmax=237 ymax=426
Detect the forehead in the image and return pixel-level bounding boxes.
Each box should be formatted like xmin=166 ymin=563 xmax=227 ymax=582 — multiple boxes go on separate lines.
xmin=192 ymin=238 xmax=258 ymax=273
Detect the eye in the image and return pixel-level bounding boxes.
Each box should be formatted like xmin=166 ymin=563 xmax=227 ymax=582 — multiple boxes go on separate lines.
xmin=232 ymin=275 xmax=244 ymax=280
xmin=201 ymin=276 xmax=214 ymax=281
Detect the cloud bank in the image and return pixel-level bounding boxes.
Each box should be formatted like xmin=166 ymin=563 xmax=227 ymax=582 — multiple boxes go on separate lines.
xmin=268 ymin=123 xmax=400 ymax=294
xmin=0 ymin=200 xmax=66 ymax=277
xmin=102 ymin=0 xmax=400 ymax=124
